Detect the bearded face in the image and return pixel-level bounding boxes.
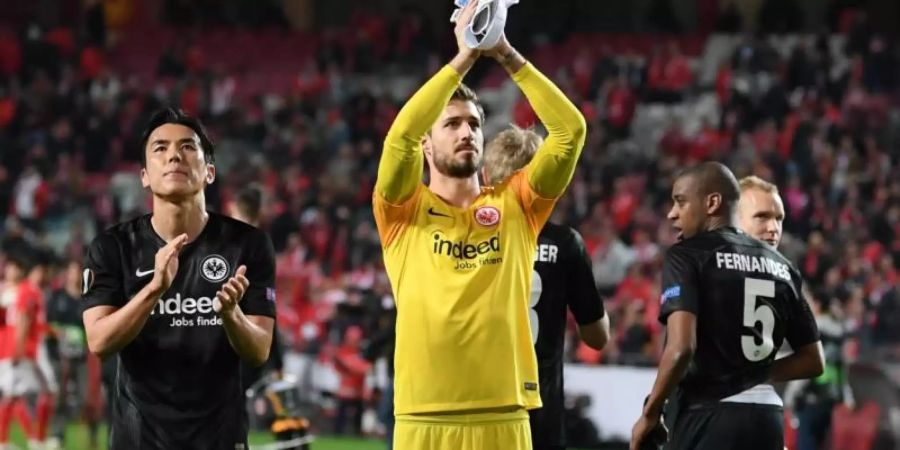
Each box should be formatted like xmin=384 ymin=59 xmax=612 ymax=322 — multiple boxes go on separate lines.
xmin=423 ymin=100 xmax=484 ymax=179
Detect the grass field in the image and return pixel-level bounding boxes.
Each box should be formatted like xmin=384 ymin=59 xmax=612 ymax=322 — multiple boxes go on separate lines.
xmin=11 ymin=424 xmax=603 ymax=449
xmin=10 ymin=423 xmax=385 ymax=450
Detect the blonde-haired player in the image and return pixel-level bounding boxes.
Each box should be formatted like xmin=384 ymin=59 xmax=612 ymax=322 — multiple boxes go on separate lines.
xmin=483 ymin=126 xmax=609 ymax=450
xmin=739 ymin=176 xmax=847 ymax=450
xmin=737 ymin=176 xmax=785 ymax=248
xmin=373 ymin=1 xmax=587 ymax=448
xmin=482 ymin=125 xmax=545 ymax=183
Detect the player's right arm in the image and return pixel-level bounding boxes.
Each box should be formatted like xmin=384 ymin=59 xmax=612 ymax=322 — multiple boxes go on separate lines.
xmin=770 ymin=272 xmax=824 ymax=382
xmin=632 ymin=245 xmax=702 ymax=450
xmin=82 ymin=233 xmax=188 ymax=358
xmin=375 ymin=65 xmax=460 ymax=203
xmin=373 ymin=2 xmax=480 ymax=246
xmin=374 ymin=0 xmax=479 ymax=206
xmin=645 ymin=245 xmax=700 ymax=413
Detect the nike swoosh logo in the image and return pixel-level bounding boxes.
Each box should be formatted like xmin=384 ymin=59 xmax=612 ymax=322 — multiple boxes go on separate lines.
xmin=135 ymin=268 xmax=154 ymax=277
xmin=427 ymin=207 xmax=451 ymax=218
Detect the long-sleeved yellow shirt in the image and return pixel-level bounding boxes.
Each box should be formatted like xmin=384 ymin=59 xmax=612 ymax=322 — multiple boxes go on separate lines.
xmin=373 ymin=62 xmax=586 ymax=415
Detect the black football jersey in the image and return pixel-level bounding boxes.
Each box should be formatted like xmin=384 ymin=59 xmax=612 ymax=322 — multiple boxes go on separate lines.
xmin=82 ymin=213 xmax=276 ymax=450
xmin=529 ymin=222 xmax=606 ymax=447
xmin=659 ymin=227 xmax=819 ymax=405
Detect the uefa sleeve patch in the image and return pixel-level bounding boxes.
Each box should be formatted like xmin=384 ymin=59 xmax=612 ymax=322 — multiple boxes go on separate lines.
xmin=660 ymin=285 xmax=681 ymax=304
xmin=266 ymin=287 xmax=277 ymax=302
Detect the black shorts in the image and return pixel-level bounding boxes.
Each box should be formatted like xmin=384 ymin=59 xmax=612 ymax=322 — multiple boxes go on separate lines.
xmin=528 ymin=405 xmax=564 ymax=450
xmin=666 ymin=403 xmax=784 ymax=450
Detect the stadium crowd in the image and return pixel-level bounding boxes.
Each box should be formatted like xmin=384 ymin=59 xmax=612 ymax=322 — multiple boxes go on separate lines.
xmin=0 ymin=0 xmax=898 ymax=445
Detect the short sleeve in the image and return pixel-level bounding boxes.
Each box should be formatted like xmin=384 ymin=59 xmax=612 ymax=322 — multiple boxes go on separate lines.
xmin=658 ymin=244 xmax=702 ymax=324
xmin=240 ymin=230 xmax=277 ymax=318
xmin=784 ymin=270 xmax=820 ymax=348
xmin=82 ymin=233 xmax=126 ymax=311
xmin=566 ymin=229 xmax=605 ymax=325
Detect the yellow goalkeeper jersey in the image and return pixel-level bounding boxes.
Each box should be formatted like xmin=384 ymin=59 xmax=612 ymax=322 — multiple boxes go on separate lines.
xmin=374 ymin=63 xmax=586 ymax=415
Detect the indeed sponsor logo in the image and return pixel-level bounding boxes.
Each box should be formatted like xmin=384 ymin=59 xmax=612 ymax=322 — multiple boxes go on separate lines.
xmin=151 ymin=293 xmax=223 ymax=327
xmin=432 ymin=232 xmax=503 ymax=270
xmin=432 ymin=233 xmax=500 ymax=260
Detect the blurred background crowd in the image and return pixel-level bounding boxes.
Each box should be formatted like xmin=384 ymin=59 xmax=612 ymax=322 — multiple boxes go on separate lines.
xmin=0 ymin=0 xmax=898 ymax=448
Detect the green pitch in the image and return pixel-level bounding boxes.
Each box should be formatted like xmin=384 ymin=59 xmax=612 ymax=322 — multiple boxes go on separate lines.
xmin=10 ymin=423 xmax=385 ymax=450
xmin=12 ymin=423 xmax=597 ymax=449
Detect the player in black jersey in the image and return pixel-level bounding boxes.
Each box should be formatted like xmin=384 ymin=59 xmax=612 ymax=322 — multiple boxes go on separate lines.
xmin=227 ymin=185 xmax=285 ymax=391
xmin=82 ymin=108 xmax=276 ymax=450
xmin=630 ymin=162 xmax=824 ymax=450
xmin=483 ymin=126 xmax=609 ymax=450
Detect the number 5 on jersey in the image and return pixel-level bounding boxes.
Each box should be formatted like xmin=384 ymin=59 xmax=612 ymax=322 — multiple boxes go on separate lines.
xmin=742 ymin=278 xmax=776 ymax=361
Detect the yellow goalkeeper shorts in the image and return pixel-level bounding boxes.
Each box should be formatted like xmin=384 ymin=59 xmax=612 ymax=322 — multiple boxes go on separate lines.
xmin=394 ymin=408 xmax=531 ymax=450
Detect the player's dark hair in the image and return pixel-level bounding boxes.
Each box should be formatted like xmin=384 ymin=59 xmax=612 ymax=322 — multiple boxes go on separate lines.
xmin=4 ymin=249 xmax=35 ymax=273
xmin=31 ymin=247 xmax=57 ymax=269
xmin=450 ymin=83 xmax=485 ymax=124
xmin=139 ymin=107 xmax=215 ymax=167
xmin=677 ymin=162 xmax=741 ymax=214
xmin=811 ymin=288 xmax=832 ymax=313
xmin=235 ymin=185 xmax=263 ymax=223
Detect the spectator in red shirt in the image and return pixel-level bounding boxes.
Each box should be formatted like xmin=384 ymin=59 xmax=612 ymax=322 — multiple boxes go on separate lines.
xmin=663 ymin=42 xmax=693 ymax=92
xmin=647 ymin=42 xmax=693 ymax=103
xmin=609 ymin=178 xmax=639 ymax=233
xmin=605 ymin=76 xmax=636 ymax=140
xmin=614 ymin=264 xmax=654 ymax=307
xmin=79 ymin=47 xmax=104 ymax=81
xmin=715 ymin=62 xmax=733 ymax=105
xmin=333 ymin=325 xmax=371 ymax=436
xmin=659 ymin=120 xmax=689 ymax=160
xmin=689 ymin=119 xmax=722 ymax=162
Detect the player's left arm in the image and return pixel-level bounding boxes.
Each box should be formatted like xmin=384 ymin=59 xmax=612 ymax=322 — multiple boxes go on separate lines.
xmin=566 ymin=228 xmax=609 ymax=350
xmin=217 ymin=231 xmax=277 ymax=366
xmin=632 ymin=245 xmax=701 ymax=450
xmin=770 ymin=271 xmax=824 ymax=382
xmin=490 ymin=39 xmax=586 ymax=206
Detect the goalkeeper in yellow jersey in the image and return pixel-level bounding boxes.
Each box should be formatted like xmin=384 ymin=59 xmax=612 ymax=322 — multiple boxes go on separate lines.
xmin=372 ymin=2 xmax=587 ymax=449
